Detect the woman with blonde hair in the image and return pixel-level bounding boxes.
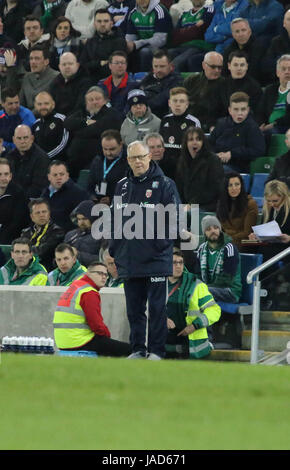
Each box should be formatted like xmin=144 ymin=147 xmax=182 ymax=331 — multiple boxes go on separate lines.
xmin=249 ymin=180 xmax=290 ymax=276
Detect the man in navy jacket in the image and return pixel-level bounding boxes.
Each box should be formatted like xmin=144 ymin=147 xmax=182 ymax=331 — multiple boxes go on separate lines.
xmin=109 ymin=140 xmax=181 ymax=359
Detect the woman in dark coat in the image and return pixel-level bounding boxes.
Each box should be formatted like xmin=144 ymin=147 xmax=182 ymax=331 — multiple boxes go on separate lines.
xmin=49 ymin=16 xmax=83 ymax=71
xmin=216 ymin=171 xmax=258 ymax=249
xmin=175 ymin=126 xmax=224 ymax=211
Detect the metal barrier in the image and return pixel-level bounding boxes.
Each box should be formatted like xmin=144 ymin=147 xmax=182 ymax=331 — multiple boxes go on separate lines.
xmin=246 ymin=246 xmax=290 ymax=364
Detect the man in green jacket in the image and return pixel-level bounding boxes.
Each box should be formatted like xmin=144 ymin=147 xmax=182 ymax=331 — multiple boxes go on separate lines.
xmin=47 ymin=243 xmax=87 ymax=286
xmin=0 ymin=237 xmax=48 ymax=285
xmin=166 ymin=249 xmax=221 ymax=359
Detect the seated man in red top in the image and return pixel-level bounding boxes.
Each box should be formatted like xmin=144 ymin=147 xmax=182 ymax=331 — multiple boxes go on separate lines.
xmin=53 ymin=261 xmax=131 ymax=357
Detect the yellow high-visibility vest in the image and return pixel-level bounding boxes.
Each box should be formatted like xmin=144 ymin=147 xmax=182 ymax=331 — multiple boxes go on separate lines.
xmin=53 ymin=278 xmax=96 ymax=349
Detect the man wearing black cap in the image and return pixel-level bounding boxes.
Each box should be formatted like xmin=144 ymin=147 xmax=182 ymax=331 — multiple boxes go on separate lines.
xmin=196 ymin=215 xmax=242 ymax=304
xmin=120 ymin=89 xmax=161 ymax=146
xmin=64 ymin=199 xmax=102 ymax=267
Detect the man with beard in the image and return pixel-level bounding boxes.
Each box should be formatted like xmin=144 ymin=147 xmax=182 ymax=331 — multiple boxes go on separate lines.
xmin=196 ymin=215 xmax=242 ymax=304
xmin=32 ymin=91 xmax=70 ymax=160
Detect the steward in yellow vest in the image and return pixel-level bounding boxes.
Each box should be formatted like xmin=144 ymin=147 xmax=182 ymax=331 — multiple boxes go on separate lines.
xmin=53 ymin=261 xmax=131 ymax=357
xmin=166 ymin=250 xmax=221 ymax=359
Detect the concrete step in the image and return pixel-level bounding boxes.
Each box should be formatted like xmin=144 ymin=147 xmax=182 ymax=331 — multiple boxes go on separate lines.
xmin=260 ymin=311 xmax=290 ymax=330
xmin=242 ymin=329 xmax=290 ymax=352
xmin=209 ymin=349 xmax=279 ymax=362
xmin=209 ymin=349 xmax=251 ymax=362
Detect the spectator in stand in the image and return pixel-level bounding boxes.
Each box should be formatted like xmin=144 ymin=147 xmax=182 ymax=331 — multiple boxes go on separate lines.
xmin=267 ymin=128 xmax=290 ymax=189
xmin=125 ymin=0 xmax=173 ymax=72
xmin=32 ymin=91 xmax=70 ymax=161
xmin=120 ymin=89 xmax=161 ymax=146
xmin=64 ymin=200 xmax=102 ymax=267
xmin=256 ymin=55 xmax=290 ymax=144
xmin=48 ymin=16 xmax=84 ymax=71
xmin=184 ymin=51 xmax=225 ymax=132
xmin=0 ymin=157 xmax=29 ymax=244
xmin=64 ymin=86 xmax=122 ymax=180
xmin=197 ymin=215 xmax=242 ymax=304
xmin=248 ymin=180 xmax=290 ymax=277
xmin=7 ymin=124 xmax=50 ymax=199
xmin=21 ymin=197 xmax=65 ymax=272
xmin=49 ymin=52 xmax=93 ymax=117
xmin=166 ymin=249 xmax=220 ymax=359
xmin=98 ymin=50 xmax=138 ymax=119
xmin=79 ymin=8 xmax=127 ymax=82
xmin=17 ymin=15 xmax=51 ymax=72
xmin=175 ymin=126 xmax=224 ymax=211
xmin=160 ymin=87 xmax=201 ymax=175
xmin=41 ymin=159 xmax=88 ymax=232
xmin=65 ymin=0 xmax=109 ymax=40
xmin=169 ymin=0 xmax=214 ymax=27
xmin=32 ymin=0 xmax=67 ymax=33
xmin=88 ymin=129 xmax=128 ymax=205
xmin=0 ymin=237 xmax=48 ymax=285
xmin=261 ymin=10 xmax=290 ymax=86
xmin=108 ymin=0 xmax=135 ymax=33
xmin=168 ymin=0 xmax=215 ymax=73
xmin=220 ymin=51 xmax=263 ymax=116
xmin=0 ymin=1 xmax=32 ymax=44
xmin=209 ymin=92 xmax=266 ymax=174
xmin=143 ymin=132 xmax=175 ymax=178
xmin=239 ymin=0 xmax=284 ymax=48
xmin=222 ymin=18 xmax=266 ymax=83
xmin=17 ymin=45 xmax=60 ymax=110
xmin=216 ymin=171 xmax=258 ymax=249
xmin=139 ymin=49 xmax=183 ymax=119
xmin=0 ymin=87 xmax=36 ymax=153
xmin=47 ymin=243 xmax=87 ymax=286
xmin=204 ymin=0 xmax=249 ymax=53
xmin=103 ymin=248 xmax=123 ymax=287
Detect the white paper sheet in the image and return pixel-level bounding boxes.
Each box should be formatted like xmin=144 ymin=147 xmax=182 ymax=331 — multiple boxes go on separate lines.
xmin=252 ymin=220 xmax=282 ymax=242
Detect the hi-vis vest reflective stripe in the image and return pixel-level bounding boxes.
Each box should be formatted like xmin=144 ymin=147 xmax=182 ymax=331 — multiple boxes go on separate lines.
xmin=0 ymin=265 xmax=47 ymax=285
xmin=186 ymin=279 xmax=221 ymax=342
xmin=53 ymin=279 xmax=96 ymax=348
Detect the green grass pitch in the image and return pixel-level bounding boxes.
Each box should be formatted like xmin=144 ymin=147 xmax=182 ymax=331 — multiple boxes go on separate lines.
xmin=1 ymin=353 xmax=290 ymax=450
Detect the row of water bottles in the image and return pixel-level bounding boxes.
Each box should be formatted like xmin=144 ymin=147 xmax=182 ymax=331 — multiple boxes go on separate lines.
xmin=1 ymin=336 xmax=55 ymax=354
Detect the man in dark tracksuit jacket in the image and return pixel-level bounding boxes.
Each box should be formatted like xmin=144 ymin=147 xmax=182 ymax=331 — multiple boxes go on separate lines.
xmin=109 ymin=141 xmax=181 ymax=359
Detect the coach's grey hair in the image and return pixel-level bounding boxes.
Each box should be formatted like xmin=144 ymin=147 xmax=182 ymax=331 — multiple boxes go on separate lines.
xmin=127 ymin=140 xmax=150 ymax=155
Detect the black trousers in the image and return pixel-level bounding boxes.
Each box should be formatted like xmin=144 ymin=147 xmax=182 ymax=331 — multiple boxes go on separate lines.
xmin=123 ymin=276 xmax=168 ymax=357
xmin=66 ymin=335 xmax=132 ymax=357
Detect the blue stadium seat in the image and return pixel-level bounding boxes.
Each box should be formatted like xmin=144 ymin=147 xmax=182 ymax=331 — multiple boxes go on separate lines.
xmin=250 ymin=173 xmax=268 ymax=198
xmin=250 ymin=173 xmax=268 ymax=208
xmin=57 ymin=350 xmax=98 ymax=358
xmin=133 ymin=72 xmax=147 ymax=82
xmin=217 ymin=253 xmax=263 ymax=315
xmin=240 ymin=173 xmax=250 ymax=192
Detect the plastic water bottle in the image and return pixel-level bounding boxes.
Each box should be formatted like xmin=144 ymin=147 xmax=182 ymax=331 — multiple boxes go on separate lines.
xmin=11 ymin=336 xmax=18 ymax=352
xmin=5 ymin=336 xmax=12 ymax=352
xmin=35 ymin=337 xmax=41 ymax=354
xmin=18 ymin=336 xmax=25 ymax=353
xmin=23 ymin=336 xmax=29 ymax=353
xmin=1 ymin=336 xmax=8 ymax=352
xmin=48 ymin=338 xmax=55 ymax=354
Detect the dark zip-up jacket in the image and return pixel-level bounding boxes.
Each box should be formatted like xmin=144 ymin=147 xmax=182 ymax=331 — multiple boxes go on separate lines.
xmin=109 ymin=161 xmax=181 ymax=278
